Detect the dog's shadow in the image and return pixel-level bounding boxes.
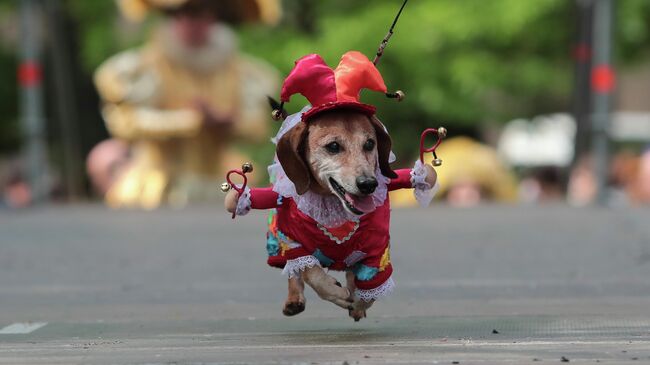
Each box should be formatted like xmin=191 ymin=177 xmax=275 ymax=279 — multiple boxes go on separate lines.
xmin=240 ymin=318 xmax=424 ymax=345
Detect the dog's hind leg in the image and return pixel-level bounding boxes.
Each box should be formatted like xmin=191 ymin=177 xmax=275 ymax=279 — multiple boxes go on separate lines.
xmin=345 ymin=271 xmax=374 ymax=322
xmin=282 ymin=276 xmax=306 ymax=316
xmin=302 ymin=266 xmax=354 ymax=309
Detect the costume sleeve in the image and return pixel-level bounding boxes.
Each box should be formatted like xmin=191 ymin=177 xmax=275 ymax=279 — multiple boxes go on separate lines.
xmin=388 ymin=161 xmax=440 ymax=207
xmin=235 ymin=187 xmax=280 ymax=216
xmin=387 ymin=169 xmax=413 ymax=191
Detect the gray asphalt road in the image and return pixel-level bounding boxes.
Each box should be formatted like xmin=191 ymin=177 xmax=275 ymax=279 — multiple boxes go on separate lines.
xmin=1 ymin=204 xmax=649 ymax=364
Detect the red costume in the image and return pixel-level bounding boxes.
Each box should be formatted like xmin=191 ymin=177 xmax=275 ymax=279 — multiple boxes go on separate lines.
xmin=243 ymin=168 xmax=416 ymax=299
xmin=233 ymin=51 xmax=438 ymax=301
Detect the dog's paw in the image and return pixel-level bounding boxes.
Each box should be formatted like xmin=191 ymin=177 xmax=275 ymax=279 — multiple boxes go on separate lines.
xmin=282 ymin=300 xmax=306 ymax=316
xmin=348 ymin=298 xmax=374 ymax=321
xmin=348 ymin=308 xmax=366 ymax=322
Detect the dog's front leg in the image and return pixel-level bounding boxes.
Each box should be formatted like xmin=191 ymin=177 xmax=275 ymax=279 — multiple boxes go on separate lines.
xmin=302 ymin=266 xmax=353 ymax=309
xmin=345 ymin=271 xmax=374 ymax=321
xmin=282 ymin=276 xmax=306 ymax=316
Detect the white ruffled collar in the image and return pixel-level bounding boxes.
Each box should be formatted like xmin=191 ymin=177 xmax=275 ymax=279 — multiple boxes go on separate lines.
xmin=268 ymin=162 xmax=389 ymax=228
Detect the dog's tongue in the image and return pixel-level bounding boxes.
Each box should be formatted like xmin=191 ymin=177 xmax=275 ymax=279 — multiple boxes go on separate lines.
xmin=344 ymin=193 xmax=375 ymax=213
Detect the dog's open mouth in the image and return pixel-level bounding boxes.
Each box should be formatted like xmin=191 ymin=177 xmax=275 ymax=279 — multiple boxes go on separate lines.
xmin=329 ymin=177 xmax=375 ymax=215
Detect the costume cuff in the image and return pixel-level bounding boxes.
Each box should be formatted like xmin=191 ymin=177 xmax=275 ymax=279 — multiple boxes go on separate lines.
xmin=355 ymin=276 xmax=395 ymax=302
xmin=410 ymin=160 xmax=439 ymax=207
xmin=282 ymin=255 xmax=321 ymax=279
xmin=235 ymin=186 xmax=252 ymax=216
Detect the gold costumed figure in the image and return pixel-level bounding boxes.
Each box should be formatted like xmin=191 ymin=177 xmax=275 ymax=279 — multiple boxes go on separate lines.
xmin=90 ymin=0 xmax=280 ymax=209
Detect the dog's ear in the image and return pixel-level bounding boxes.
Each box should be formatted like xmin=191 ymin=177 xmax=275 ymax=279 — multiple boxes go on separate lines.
xmin=370 ymin=116 xmax=398 ymax=178
xmin=276 ymin=122 xmax=311 ymax=194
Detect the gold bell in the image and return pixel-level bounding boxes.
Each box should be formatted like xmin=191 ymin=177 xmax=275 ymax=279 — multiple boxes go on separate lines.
xmin=437 ymin=127 xmax=447 ymax=139
xmin=271 ymin=109 xmax=284 ymax=121
xmin=242 ymin=162 xmax=254 ymax=174
xmin=433 ymin=159 xmax=443 ymax=167
xmin=395 ymin=90 xmax=405 ymax=102
xmin=220 ymin=182 xmax=232 ymax=193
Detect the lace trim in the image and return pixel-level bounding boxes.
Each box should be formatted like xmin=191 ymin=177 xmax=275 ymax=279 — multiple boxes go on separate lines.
xmin=268 ymin=162 xmax=390 ymax=228
xmin=355 ymin=277 xmax=395 ymax=302
xmin=235 ymin=186 xmax=252 ymax=216
xmin=410 ymin=160 xmax=438 ymax=207
xmin=282 ymin=255 xmax=320 ymax=278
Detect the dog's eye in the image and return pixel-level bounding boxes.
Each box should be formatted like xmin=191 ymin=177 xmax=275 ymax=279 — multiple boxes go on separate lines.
xmin=325 ymin=142 xmax=341 ymax=154
xmin=363 ymin=139 xmax=376 ymax=151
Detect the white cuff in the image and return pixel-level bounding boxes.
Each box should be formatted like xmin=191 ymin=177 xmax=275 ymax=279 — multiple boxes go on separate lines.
xmin=355 ymin=277 xmax=395 ymax=302
xmin=235 ymin=186 xmax=252 ymax=216
xmin=410 ymin=160 xmax=439 ymax=207
xmin=282 ymin=255 xmax=320 ymax=278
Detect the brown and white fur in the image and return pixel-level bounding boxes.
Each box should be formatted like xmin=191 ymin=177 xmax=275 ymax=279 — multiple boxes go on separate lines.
xmin=226 ymin=110 xmax=437 ymax=321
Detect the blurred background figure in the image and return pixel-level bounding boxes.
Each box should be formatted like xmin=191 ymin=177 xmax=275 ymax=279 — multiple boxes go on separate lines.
xmin=86 ymin=139 xmax=129 ymax=197
xmin=637 ymin=147 xmax=650 ymax=204
xmin=432 ymin=137 xmax=518 ymax=207
xmin=498 ymin=114 xmax=576 ymax=204
xmin=90 ymin=0 xmax=280 ymax=209
xmin=568 ymin=148 xmax=650 ymax=207
xmin=1 ymin=161 xmax=32 ymax=209
xmin=567 ymin=155 xmax=598 ymax=206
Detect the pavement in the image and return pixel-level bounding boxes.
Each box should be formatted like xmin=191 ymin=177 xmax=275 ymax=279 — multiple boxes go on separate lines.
xmin=0 ymin=204 xmax=650 ymax=364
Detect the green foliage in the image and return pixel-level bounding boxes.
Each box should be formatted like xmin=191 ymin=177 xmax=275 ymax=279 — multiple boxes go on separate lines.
xmin=65 ymin=0 xmax=147 ymax=71
xmin=618 ymin=0 xmax=650 ymax=63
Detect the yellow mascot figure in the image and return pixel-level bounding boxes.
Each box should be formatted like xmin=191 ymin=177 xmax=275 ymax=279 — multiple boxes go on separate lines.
xmin=91 ymin=0 xmax=280 ymax=209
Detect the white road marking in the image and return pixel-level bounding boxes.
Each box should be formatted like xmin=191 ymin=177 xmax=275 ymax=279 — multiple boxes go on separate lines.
xmin=0 ymin=322 xmax=48 ymax=334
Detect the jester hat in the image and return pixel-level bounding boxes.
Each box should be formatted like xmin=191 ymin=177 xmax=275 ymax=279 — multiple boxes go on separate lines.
xmin=279 ymin=51 xmax=398 ymax=122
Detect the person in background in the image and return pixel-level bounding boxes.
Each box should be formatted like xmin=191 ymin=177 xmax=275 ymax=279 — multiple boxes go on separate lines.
xmin=90 ymin=0 xmax=280 ymax=209
xmin=427 ymin=137 xmax=518 ymax=207
xmin=609 ymin=150 xmax=640 ymax=205
xmin=567 ymin=154 xmax=601 ymax=206
xmin=86 ymin=139 xmax=130 ymax=197
xmin=633 ymin=146 xmax=650 ymax=204
xmin=568 ymin=149 xmax=650 ymax=206
xmin=518 ymin=166 xmax=564 ymax=204
xmin=1 ymin=166 xmax=32 ymax=209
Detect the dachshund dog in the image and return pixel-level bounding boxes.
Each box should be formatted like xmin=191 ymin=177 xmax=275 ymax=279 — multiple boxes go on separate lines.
xmin=225 ymin=109 xmax=437 ymax=321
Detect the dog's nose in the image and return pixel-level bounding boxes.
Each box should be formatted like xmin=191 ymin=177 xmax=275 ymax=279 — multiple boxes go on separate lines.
xmin=356 ymin=176 xmax=378 ymax=195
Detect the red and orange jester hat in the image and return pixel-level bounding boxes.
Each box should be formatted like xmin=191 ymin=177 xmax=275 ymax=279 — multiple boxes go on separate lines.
xmin=276 ymin=51 xmax=404 ymax=122
xmin=270 ymin=1 xmax=409 ymax=123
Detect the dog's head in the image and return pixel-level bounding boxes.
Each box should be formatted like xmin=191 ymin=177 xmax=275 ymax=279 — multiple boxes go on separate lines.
xmin=277 ymin=110 xmax=397 ymax=215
